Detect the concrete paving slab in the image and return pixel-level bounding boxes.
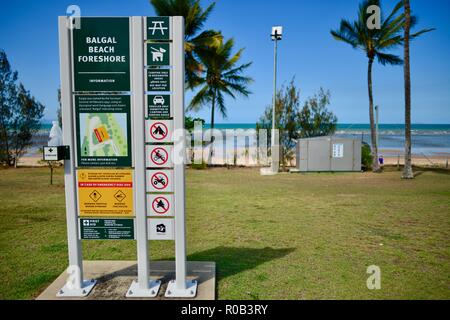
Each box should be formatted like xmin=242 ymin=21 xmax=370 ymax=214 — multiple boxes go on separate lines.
xmin=36 ymin=261 xmax=215 ymax=300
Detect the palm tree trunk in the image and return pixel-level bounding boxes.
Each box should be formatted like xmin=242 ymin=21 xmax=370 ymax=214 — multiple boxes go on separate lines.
xmin=368 ymin=58 xmax=381 ymax=172
xmin=402 ymin=0 xmax=414 ymax=179
xmin=209 ymin=90 xmax=216 ymax=163
xmin=210 ymin=91 xmax=216 ymax=143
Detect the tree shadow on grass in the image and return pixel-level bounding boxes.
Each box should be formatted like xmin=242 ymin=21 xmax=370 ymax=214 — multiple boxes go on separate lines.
xmin=412 ymin=166 xmax=450 ymax=177
xmin=187 ymin=246 xmax=295 ymax=281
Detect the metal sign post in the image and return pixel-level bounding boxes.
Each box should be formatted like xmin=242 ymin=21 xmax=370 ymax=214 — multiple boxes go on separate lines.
xmin=126 ymin=16 xmax=161 ymax=298
xmin=57 ymin=16 xmax=96 ymax=297
xmin=165 ymin=16 xmax=197 ymax=298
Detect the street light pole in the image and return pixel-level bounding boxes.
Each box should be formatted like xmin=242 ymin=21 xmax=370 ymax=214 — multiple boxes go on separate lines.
xmin=271 ymin=26 xmax=282 ymax=173
xmin=272 ymin=38 xmax=277 ymax=147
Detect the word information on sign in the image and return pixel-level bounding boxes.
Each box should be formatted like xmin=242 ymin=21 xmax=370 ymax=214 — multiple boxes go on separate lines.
xmin=146 ymin=145 xmax=173 ymax=168
xmin=80 ymin=218 xmax=135 ymax=240
xmin=146 ymin=170 xmax=173 ymax=193
xmin=146 ymin=43 xmax=170 ymax=66
xmin=148 ymin=218 xmax=174 ymax=240
xmin=147 ymin=69 xmax=170 ymax=92
xmin=75 ymin=95 xmax=132 ymax=167
xmin=147 ymin=94 xmax=171 ymax=118
xmin=146 ymin=17 xmax=171 ymax=40
xmin=145 ymin=120 xmax=173 ymax=143
xmin=147 ymin=194 xmax=174 ymax=216
xmin=78 ymin=169 xmax=133 ymax=217
xmin=72 ymin=17 xmax=131 ymax=92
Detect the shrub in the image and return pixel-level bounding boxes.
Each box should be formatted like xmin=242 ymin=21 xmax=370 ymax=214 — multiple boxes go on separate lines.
xmin=190 ymin=161 xmax=208 ymax=170
xmin=361 ymin=142 xmax=372 ymax=171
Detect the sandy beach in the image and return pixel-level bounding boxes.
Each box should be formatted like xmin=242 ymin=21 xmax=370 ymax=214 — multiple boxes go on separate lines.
xmin=18 ymin=149 xmax=450 ymax=168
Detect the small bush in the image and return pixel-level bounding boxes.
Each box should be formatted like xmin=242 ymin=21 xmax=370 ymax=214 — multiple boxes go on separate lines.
xmin=361 ymin=142 xmax=372 ymax=171
xmin=191 ymin=161 xmax=208 ymax=170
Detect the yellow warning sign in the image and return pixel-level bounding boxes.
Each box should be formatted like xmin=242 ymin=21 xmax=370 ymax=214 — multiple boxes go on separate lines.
xmin=78 ymin=169 xmax=133 ymax=217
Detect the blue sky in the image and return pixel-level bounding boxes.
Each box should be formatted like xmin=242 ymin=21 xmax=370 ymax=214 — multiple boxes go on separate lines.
xmin=0 ymin=0 xmax=449 ymax=124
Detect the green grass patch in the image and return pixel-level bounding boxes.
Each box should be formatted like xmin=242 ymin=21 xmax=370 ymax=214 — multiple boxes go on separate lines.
xmin=0 ymin=166 xmax=449 ymax=299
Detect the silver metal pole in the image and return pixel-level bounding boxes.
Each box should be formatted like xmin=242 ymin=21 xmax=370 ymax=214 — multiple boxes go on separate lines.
xmin=375 ymin=106 xmax=379 ymax=150
xmin=165 ymin=16 xmax=197 ymax=298
xmin=271 ymin=36 xmax=279 ymax=172
xmin=271 ymin=39 xmax=278 ymax=172
xmin=174 ymin=15 xmax=187 ymax=289
xmin=57 ymin=16 xmax=95 ymax=297
xmin=126 ymin=16 xmax=160 ymax=298
xmin=132 ymin=16 xmax=149 ymax=290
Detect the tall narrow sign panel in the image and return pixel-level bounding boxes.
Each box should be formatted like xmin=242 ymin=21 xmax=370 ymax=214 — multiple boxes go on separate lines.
xmin=75 ymin=95 xmax=132 ymax=167
xmin=72 ymin=17 xmax=131 ymax=92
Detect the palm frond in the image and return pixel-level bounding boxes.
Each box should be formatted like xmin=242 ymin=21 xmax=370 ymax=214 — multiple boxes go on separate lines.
xmin=215 ymin=91 xmax=227 ymax=118
xmin=375 ymin=51 xmax=403 ymax=66
xmin=330 ymin=30 xmax=359 ymax=48
xmin=188 ymin=84 xmax=210 ymax=111
xmin=410 ymin=27 xmax=436 ymax=39
xmin=222 ymin=62 xmax=252 ymax=78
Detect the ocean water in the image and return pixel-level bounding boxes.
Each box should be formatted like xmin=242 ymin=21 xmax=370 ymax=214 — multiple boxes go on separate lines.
xmin=34 ymin=123 xmax=450 ymax=156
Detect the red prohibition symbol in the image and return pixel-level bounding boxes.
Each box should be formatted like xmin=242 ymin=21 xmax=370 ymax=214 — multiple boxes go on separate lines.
xmin=152 ymin=196 xmax=170 ymax=214
xmin=150 ymin=147 xmax=168 ymax=165
xmin=150 ymin=122 xmax=168 ymax=140
xmin=151 ymin=172 xmax=169 ymax=190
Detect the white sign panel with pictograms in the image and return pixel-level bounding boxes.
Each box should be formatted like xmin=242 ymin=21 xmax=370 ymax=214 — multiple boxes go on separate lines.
xmin=147 ymin=194 xmax=174 ymax=216
xmin=146 ymin=169 xmax=173 ymax=192
xmin=145 ymin=119 xmax=173 ymax=143
xmin=148 ymin=218 xmax=174 ymax=240
xmin=332 ymin=143 xmax=344 ymax=158
xmin=145 ymin=145 xmax=173 ymax=168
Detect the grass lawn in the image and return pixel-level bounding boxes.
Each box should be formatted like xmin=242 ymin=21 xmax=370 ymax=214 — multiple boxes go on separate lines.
xmin=0 ymin=166 xmax=449 ymax=299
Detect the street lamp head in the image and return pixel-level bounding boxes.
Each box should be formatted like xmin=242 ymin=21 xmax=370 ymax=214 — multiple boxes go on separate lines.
xmin=271 ymin=26 xmax=283 ymax=41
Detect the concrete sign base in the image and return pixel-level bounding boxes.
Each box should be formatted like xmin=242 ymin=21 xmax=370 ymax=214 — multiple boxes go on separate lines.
xmin=36 ymin=260 xmax=215 ymax=300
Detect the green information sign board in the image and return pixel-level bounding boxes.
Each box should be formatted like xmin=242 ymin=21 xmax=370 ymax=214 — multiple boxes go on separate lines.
xmin=75 ymin=95 xmax=132 ymax=167
xmin=80 ymin=218 xmax=134 ymax=240
xmin=148 ymin=94 xmax=171 ymax=118
xmin=147 ymin=43 xmax=170 ymax=66
xmin=146 ymin=17 xmax=170 ymax=40
xmin=72 ymin=17 xmax=131 ymax=92
xmin=147 ymin=69 xmax=170 ymax=92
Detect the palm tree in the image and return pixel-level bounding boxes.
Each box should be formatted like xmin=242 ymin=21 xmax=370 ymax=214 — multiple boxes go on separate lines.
xmin=330 ymin=0 xmax=432 ymax=173
xmin=187 ymin=39 xmax=252 ymax=145
xmin=402 ymin=0 xmax=413 ymax=179
xmin=150 ymin=0 xmax=223 ymax=89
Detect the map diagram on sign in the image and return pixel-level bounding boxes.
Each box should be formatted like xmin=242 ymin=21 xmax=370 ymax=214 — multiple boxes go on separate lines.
xmin=80 ymin=113 xmax=128 ymax=158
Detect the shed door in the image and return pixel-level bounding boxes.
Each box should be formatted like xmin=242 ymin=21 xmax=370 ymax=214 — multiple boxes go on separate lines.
xmin=308 ymin=139 xmax=331 ymax=171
